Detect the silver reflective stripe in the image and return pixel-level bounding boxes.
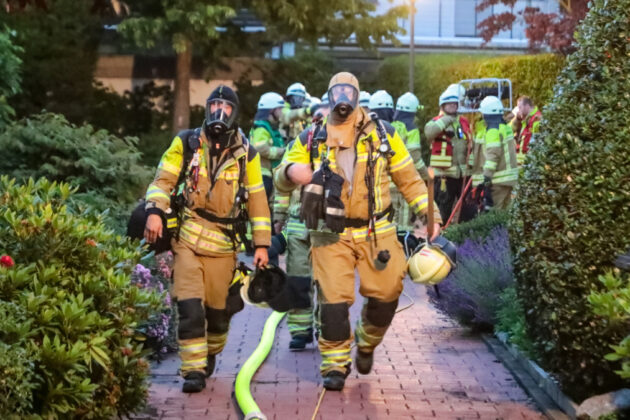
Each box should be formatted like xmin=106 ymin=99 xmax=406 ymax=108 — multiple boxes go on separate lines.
xmin=304 ymin=184 xmax=324 ymax=194
xmin=326 ymin=207 xmax=345 ymax=216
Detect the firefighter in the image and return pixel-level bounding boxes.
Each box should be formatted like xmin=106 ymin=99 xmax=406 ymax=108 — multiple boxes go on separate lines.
xmin=280 ymin=82 xmax=313 ymax=142
xmin=470 ymin=96 xmax=518 ymax=210
xmin=512 ymin=95 xmax=542 ymax=165
xmin=273 ymin=142 xmax=316 ymax=351
xmin=250 ymin=92 xmax=287 ymax=202
xmin=144 ymin=86 xmax=271 ymax=393
xmin=368 ymin=90 xmax=394 ymax=122
xmin=275 ymin=72 xmax=441 ymax=391
xmin=391 ymin=92 xmax=428 ymax=235
xmin=424 ymin=85 xmax=472 ymax=222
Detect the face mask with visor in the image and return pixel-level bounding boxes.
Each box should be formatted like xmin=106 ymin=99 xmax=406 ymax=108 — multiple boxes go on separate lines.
xmin=328 ymin=84 xmax=359 ymax=116
xmin=205 ymin=98 xmax=237 ymax=136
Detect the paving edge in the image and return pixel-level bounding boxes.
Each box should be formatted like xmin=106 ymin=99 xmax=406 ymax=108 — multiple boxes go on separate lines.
xmin=482 ymin=334 xmax=575 ymax=420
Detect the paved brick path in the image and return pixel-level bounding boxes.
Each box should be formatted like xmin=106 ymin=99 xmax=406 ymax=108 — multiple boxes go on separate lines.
xmin=141 ymin=271 xmax=543 ymax=420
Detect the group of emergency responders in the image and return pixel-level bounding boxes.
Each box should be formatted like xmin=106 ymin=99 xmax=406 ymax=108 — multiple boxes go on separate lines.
xmin=138 ymin=72 xmax=541 ymax=394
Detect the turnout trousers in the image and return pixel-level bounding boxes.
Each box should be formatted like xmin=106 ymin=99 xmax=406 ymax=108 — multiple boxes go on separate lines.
xmin=285 ymin=226 xmax=314 ymax=339
xmin=172 ymin=240 xmax=240 ymax=376
xmin=311 ymin=231 xmax=406 ymax=375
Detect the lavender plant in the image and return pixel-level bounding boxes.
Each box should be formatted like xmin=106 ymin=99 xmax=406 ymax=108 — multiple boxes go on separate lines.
xmin=131 ymin=252 xmax=177 ymax=356
xmin=428 ymin=227 xmax=514 ymax=330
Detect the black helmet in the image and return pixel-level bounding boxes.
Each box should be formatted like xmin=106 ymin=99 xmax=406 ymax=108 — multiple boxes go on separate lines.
xmin=246 ymin=264 xmax=292 ymax=312
xmin=205 ymin=85 xmax=239 ymax=137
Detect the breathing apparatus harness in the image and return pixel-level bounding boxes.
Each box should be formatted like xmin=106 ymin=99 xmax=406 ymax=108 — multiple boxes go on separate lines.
xmin=174 ymin=128 xmax=253 ymax=252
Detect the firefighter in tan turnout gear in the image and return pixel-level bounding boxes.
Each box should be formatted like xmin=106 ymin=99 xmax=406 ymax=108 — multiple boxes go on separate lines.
xmin=143 ymin=86 xmax=271 ymax=393
xmin=275 ymin=72 xmax=442 ymax=391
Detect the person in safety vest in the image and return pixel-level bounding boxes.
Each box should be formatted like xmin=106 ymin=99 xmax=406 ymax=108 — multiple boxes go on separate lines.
xmin=359 ymin=91 xmax=371 ymax=113
xmin=143 ymin=86 xmax=271 ymax=393
xmin=275 ymin=72 xmax=442 ymax=391
xmin=470 ymin=96 xmax=518 ymax=210
xmin=251 ymin=92 xmax=287 ymax=202
xmin=280 ymin=82 xmax=318 ymax=142
xmin=424 ymin=85 xmax=472 ymax=222
xmin=368 ymin=89 xmax=394 ymax=122
xmin=391 ymin=92 xmax=429 ymax=236
xmin=511 ymin=95 xmax=541 ymax=166
xmin=273 ymin=141 xmax=316 ymax=351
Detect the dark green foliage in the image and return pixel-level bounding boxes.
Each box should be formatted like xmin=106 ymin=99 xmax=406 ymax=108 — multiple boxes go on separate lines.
xmin=0 ymin=113 xmax=153 ymax=230
xmin=510 ymin=0 xmax=630 ymax=400
xmin=235 ymin=50 xmax=335 ymax=127
xmin=0 ymin=0 xmax=101 ymax=123
xmin=495 ymin=287 xmax=537 ymax=359
xmin=443 ymin=209 xmax=510 ymax=245
xmin=0 ymin=177 xmax=164 ymax=417
xmin=0 ymin=301 xmax=37 ymax=417
xmin=0 ymin=25 xmax=22 ymax=127
xmin=589 ymin=271 xmax=630 ymax=380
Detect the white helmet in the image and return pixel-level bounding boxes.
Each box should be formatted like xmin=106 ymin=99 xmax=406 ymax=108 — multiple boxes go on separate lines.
xmin=309 ymin=96 xmax=321 ymax=106
xmin=396 ymin=92 xmax=420 ymax=112
xmin=258 ymin=92 xmax=285 ymax=110
xmin=369 ymin=90 xmax=394 ymax=110
xmin=439 ymin=86 xmax=460 ymax=106
xmin=286 ymin=82 xmax=306 ymax=98
xmin=303 ymin=92 xmax=312 ymax=108
xmin=321 ymin=92 xmax=329 ymax=107
xmin=479 ymin=96 xmax=504 ymax=115
xmin=359 ymin=91 xmax=371 ymax=108
xmin=447 ymin=83 xmax=466 ymax=99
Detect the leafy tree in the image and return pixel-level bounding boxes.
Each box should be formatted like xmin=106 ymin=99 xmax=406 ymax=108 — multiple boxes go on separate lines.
xmin=0 ymin=25 xmax=22 ymax=128
xmin=476 ymin=0 xmax=590 ymax=54
xmin=510 ymin=0 xmax=630 ymax=400
xmin=118 ymin=0 xmax=407 ymax=133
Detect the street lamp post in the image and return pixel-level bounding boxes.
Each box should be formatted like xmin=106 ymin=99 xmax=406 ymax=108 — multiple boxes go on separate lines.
xmin=409 ymin=0 xmax=415 ymax=93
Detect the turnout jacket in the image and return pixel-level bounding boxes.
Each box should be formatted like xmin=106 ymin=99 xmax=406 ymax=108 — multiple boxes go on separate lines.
xmin=250 ymin=119 xmax=285 ymax=177
xmin=470 ymin=121 xmax=518 ymax=187
xmin=145 ymin=129 xmax=271 ymax=256
xmin=275 ymin=121 xmax=442 ymax=243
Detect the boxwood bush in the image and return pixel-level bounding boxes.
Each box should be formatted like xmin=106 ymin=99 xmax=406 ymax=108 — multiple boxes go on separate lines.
xmin=510 ymin=0 xmax=630 ymax=400
xmin=0 ymin=176 xmax=164 ymax=418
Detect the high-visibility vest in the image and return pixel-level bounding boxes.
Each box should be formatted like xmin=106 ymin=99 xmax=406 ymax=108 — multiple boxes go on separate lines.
xmin=430 ymin=115 xmax=471 ymax=169
xmin=516 ymin=108 xmax=541 ymax=165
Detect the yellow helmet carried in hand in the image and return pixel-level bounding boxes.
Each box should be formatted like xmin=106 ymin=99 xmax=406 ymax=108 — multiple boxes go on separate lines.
xmin=407 ymin=236 xmax=457 ymax=285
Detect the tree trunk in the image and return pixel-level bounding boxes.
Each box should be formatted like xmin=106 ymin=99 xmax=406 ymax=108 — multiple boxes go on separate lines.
xmin=172 ymin=41 xmax=192 ymax=134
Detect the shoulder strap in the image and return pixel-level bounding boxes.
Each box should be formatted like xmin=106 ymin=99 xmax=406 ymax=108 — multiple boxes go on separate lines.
xmin=175 ymin=128 xmax=201 ymax=187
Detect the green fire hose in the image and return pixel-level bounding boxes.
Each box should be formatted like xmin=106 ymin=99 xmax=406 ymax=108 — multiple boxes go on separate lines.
xmin=234 ymin=310 xmax=286 ymax=420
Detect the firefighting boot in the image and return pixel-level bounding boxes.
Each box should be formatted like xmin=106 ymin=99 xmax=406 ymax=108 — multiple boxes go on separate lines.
xmin=323 ymin=370 xmax=347 ymax=391
xmin=182 ymin=371 xmax=206 ymax=393
xmin=355 ymin=349 xmax=374 ymax=374
xmin=289 ymin=331 xmax=314 ymax=351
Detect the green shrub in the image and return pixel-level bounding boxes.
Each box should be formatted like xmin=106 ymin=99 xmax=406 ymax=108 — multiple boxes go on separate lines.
xmin=443 ymin=209 xmax=510 ymax=245
xmin=0 ymin=176 xmax=164 ymax=417
xmin=589 ymin=271 xmax=630 ymax=380
xmin=510 ymin=0 xmax=630 ymax=400
xmin=451 ymin=54 xmax=565 ymax=108
xmin=0 ymin=25 xmax=22 ymax=128
xmin=495 ymin=287 xmax=537 ymax=359
xmin=0 ymin=113 xmax=153 ymax=231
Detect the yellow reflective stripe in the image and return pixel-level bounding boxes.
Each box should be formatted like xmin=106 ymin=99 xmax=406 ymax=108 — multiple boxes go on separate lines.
xmin=146 ymin=185 xmax=170 ymax=201
xmin=166 ymin=218 xmax=178 ymax=229
xmin=389 ymin=155 xmax=413 ymax=173
xmin=180 ymin=342 xmax=207 ymax=352
xmin=374 ymin=160 xmax=383 ymax=212
xmin=181 ymin=221 xmax=203 ymax=234
xmin=321 ymin=349 xmax=351 ymax=357
xmin=434 ymin=119 xmax=446 ymax=130
xmin=251 ymin=217 xmax=271 ymax=231
xmin=249 ymin=183 xmax=265 ymax=194
xmin=484 ymin=160 xmax=498 ymax=170
xmin=158 ymin=160 xmax=181 ymax=176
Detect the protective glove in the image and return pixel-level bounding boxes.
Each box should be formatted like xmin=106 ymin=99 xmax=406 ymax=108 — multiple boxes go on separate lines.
xmin=324 ymin=171 xmax=346 ymax=233
xmin=482 ymin=176 xmax=493 ymax=211
xmin=300 ymin=169 xmax=325 ymax=229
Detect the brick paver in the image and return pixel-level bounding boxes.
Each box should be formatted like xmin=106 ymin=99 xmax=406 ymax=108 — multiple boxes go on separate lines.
xmin=138 ymin=265 xmax=543 ymax=420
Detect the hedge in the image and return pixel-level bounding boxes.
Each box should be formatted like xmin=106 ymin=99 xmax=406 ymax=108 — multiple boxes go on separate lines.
xmin=509 ymin=0 xmax=630 ymax=400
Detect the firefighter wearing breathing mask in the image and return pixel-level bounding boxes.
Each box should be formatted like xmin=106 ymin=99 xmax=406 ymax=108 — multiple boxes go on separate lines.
xmin=275 ymin=72 xmax=442 ymax=391
xmin=143 ymin=86 xmax=271 ymax=394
